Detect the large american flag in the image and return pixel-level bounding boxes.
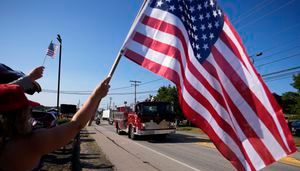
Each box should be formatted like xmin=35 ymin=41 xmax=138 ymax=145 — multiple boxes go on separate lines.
xmin=122 ymin=0 xmax=296 ymax=170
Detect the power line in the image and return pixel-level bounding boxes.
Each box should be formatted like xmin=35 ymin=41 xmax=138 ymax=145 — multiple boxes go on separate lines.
xmin=262 ymin=66 xmax=300 ymax=77
xmin=255 ymin=53 xmax=300 ymax=67
xmin=233 ymin=0 xmax=274 ymax=25
xmin=248 ymin=38 xmax=300 ymax=57
xmin=264 ymin=76 xmax=293 ymax=82
xmin=237 ymin=0 xmax=296 ymax=30
xmin=254 ymin=45 xmax=300 ymax=62
xmin=42 ymin=89 xmax=158 ymax=96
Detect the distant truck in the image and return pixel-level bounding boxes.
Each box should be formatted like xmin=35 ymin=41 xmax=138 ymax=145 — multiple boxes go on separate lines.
xmin=60 ymin=104 xmax=77 ymax=118
xmin=102 ymin=109 xmax=113 ymax=125
xmin=114 ymin=102 xmax=176 ymax=139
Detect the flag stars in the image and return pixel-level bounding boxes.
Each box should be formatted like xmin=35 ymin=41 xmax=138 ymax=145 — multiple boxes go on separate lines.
xmin=148 ymin=0 xmax=224 ymax=63
xmin=199 ymin=14 xmax=204 ymax=21
xmin=210 ymin=0 xmax=215 ymax=7
xmin=156 ymin=0 xmax=163 ymax=7
xmin=169 ymin=5 xmax=176 ymax=11
xmin=206 ymin=13 xmax=211 ymax=19
xmin=197 ymin=4 xmax=202 ymax=11
xmin=218 ymin=9 xmax=222 ymax=16
xmin=208 ymin=23 xmax=212 ymax=29
xmin=179 ymin=6 xmax=183 ymax=11
xmin=204 ymin=1 xmax=209 ymax=8
xmin=213 ymin=10 xmax=218 ymax=17
xmin=200 ymin=24 xmax=206 ymax=31
xmin=203 ymin=44 xmax=209 ymax=50
xmin=215 ymin=21 xmax=220 ymax=28
xmin=194 ymin=35 xmax=199 ymax=41
xmin=197 ymin=53 xmax=201 ymax=59
xmin=189 ymin=6 xmax=195 ymax=13
xmin=181 ymin=16 xmax=185 ymax=22
xmin=192 ymin=25 xmax=197 ymax=31
xmin=191 ymin=16 xmax=196 ymax=22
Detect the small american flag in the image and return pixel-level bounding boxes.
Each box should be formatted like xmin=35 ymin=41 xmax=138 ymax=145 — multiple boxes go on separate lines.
xmin=46 ymin=41 xmax=58 ymax=58
xmin=122 ymin=0 xmax=296 ymax=170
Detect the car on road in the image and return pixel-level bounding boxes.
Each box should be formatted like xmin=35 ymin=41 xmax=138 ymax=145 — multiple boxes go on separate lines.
xmin=290 ymin=120 xmax=300 ymax=136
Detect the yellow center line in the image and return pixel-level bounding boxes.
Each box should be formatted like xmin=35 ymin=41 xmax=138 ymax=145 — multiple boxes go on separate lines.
xmin=195 ymin=141 xmax=300 ymax=167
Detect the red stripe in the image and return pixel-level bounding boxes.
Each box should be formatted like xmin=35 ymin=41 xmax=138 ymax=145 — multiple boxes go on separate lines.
xmin=260 ymin=81 xmax=297 ymax=153
xmin=124 ymin=49 xmax=180 ymax=85
xmin=211 ymin=46 xmax=289 ymax=154
xmin=224 ymin=17 xmax=296 ymax=153
xmin=223 ymin=16 xmax=252 ymax=72
xmin=132 ymin=21 xmax=255 ymax=170
xmin=219 ymin=31 xmax=248 ymax=72
xmin=202 ymin=60 xmax=276 ymax=165
xmin=133 ymin=32 xmax=181 ymax=61
xmin=179 ymin=93 xmax=248 ymax=171
xmin=142 ymin=15 xmax=228 ymax=112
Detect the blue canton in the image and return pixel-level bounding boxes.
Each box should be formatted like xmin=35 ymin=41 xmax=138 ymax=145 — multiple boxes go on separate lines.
xmin=149 ymin=0 xmax=224 ymax=63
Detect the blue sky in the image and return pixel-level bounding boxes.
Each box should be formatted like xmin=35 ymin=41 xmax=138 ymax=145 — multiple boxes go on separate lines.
xmin=1 ymin=0 xmax=300 ymax=109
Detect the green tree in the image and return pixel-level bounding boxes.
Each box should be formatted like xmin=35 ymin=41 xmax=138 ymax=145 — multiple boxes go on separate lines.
xmin=282 ymin=92 xmax=300 ymax=114
xmin=291 ymin=74 xmax=300 ymax=92
xmin=154 ymin=85 xmax=185 ymax=120
xmin=281 ymin=74 xmax=300 ymax=115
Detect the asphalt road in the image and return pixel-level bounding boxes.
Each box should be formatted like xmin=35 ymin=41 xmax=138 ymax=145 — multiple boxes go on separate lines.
xmin=88 ymin=122 xmax=300 ymax=171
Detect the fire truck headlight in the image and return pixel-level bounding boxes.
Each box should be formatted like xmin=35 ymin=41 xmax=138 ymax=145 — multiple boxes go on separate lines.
xmin=141 ymin=123 xmax=146 ymax=129
xmin=169 ymin=122 xmax=176 ymax=128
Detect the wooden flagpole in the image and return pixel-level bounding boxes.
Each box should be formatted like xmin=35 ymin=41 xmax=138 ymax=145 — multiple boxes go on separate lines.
xmin=107 ymin=0 xmax=148 ymax=79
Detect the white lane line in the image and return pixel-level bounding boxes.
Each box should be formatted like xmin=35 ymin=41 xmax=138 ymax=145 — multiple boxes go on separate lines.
xmin=130 ymin=140 xmax=202 ymax=171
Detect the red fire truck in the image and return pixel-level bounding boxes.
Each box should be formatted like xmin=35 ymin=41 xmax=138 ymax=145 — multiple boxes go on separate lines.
xmin=113 ymin=101 xmax=176 ymax=139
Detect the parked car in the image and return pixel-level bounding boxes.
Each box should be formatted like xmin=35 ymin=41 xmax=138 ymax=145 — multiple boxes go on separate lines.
xmin=290 ymin=120 xmax=300 ymax=136
xmin=31 ymin=111 xmax=58 ymax=129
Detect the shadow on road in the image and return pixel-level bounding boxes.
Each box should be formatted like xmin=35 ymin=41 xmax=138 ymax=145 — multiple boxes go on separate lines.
xmin=130 ymin=133 xmax=211 ymax=144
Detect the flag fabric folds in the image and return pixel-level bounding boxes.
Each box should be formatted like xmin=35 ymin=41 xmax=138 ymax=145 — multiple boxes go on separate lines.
xmin=46 ymin=41 xmax=58 ymax=58
xmin=122 ymin=0 xmax=296 ymax=170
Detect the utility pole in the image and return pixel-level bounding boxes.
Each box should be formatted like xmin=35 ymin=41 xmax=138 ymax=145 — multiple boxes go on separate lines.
xmin=109 ymin=97 xmax=112 ymax=110
xmin=130 ymin=80 xmax=141 ymax=105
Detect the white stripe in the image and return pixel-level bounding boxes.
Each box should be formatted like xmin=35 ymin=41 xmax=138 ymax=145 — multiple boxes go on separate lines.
xmin=223 ymin=22 xmax=290 ymax=152
xmin=143 ymin=7 xmax=234 ymax=107
xmin=139 ymin=10 xmax=268 ymax=166
xmin=206 ymin=52 xmax=286 ymax=161
xmin=134 ymin=23 xmax=265 ymax=167
xmin=182 ymin=87 xmax=251 ymax=171
xmin=126 ymin=39 xmax=183 ymax=80
xmin=134 ymin=7 xmax=262 ymax=168
xmin=126 ymin=33 xmax=252 ymax=170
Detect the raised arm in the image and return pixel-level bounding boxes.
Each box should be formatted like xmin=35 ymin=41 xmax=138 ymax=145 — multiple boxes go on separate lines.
xmin=5 ymin=77 xmax=112 ymax=170
xmin=32 ymin=77 xmax=111 ymax=154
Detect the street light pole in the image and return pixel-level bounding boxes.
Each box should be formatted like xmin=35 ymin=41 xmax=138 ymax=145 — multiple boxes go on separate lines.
xmin=56 ymin=34 xmax=62 ymax=114
xmin=249 ymin=52 xmax=263 ymax=64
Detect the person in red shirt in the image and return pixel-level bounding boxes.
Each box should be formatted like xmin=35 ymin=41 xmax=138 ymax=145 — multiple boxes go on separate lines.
xmin=0 ymin=77 xmax=110 ymax=171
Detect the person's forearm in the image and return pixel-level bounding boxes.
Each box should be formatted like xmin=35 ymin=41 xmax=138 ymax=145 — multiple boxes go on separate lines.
xmin=71 ymin=90 xmax=102 ymax=130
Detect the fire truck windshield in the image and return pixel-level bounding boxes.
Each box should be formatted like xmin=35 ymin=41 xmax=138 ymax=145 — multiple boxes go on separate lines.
xmin=139 ymin=103 xmax=174 ymax=116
